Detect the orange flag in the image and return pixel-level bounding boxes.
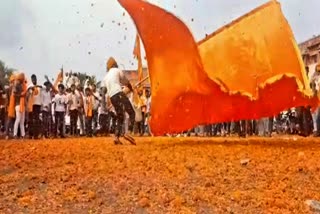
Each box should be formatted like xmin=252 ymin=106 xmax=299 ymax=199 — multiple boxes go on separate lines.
xmin=198 ymin=1 xmax=311 ymax=100
xmin=118 ymin=0 xmax=317 ymax=136
xmin=53 ymin=68 xmax=64 ymax=91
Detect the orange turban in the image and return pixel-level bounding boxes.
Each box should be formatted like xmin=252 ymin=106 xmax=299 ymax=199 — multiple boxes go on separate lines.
xmin=106 ymin=57 xmax=118 ymax=71
xmin=16 ymin=72 xmax=25 ymax=81
xmin=10 ymin=72 xmax=25 ymax=82
xmin=9 ymin=74 xmax=16 ymax=83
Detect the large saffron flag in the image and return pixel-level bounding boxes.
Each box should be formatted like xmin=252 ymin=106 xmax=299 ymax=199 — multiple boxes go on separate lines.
xmin=118 ymin=0 xmax=316 ymax=136
xmin=198 ymin=1 xmax=310 ymax=100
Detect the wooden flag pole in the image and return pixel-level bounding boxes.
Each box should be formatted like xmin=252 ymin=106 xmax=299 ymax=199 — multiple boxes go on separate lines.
xmin=134 ymin=75 xmax=149 ymax=88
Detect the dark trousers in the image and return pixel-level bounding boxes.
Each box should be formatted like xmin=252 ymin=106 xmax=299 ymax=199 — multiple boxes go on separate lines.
xmin=109 ymin=111 xmax=117 ymax=134
xmin=223 ymin=122 xmax=231 ymax=135
xmin=85 ymin=116 xmax=93 ymax=136
xmin=69 ymin=109 xmax=78 ymax=136
xmin=140 ymin=112 xmax=145 ymax=135
xmin=236 ymin=120 xmax=247 ymax=137
xmin=29 ymin=105 xmax=41 ymax=138
xmin=0 ymin=107 xmax=5 ymax=132
xmin=246 ymin=120 xmax=257 ymax=136
xmin=212 ymin=123 xmax=221 ymax=136
xmin=298 ymin=107 xmax=312 ymax=136
xmin=92 ymin=110 xmax=98 ymax=135
xmin=42 ymin=111 xmax=51 ymax=137
xmin=135 ymin=121 xmax=143 ymax=135
xmin=55 ymin=111 xmax=65 ymax=137
xmin=204 ymin=124 xmax=213 ymax=136
xmin=99 ymin=113 xmax=109 ymax=135
xmin=110 ymin=92 xmax=135 ymax=137
xmin=5 ymin=117 xmax=14 ymax=137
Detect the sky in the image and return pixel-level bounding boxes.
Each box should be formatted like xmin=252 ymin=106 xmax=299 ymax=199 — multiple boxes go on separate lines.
xmin=0 ymin=0 xmax=319 ymax=83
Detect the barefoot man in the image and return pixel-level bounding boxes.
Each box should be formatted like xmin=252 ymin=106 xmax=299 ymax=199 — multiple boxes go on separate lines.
xmin=104 ymin=57 xmax=136 ymax=145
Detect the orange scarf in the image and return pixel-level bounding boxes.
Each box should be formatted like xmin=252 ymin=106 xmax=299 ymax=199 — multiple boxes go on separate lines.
xmin=8 ymin=83 xmax=27 ymax=118
xmin=86 ymin=96 xmax=93 ymax=117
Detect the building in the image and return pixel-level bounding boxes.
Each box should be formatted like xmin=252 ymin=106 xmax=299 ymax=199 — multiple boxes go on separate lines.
xmin=123 ymin=67 xmax=150 ymax=89
xmin=299 ymin=35 xmax=320 ymax=77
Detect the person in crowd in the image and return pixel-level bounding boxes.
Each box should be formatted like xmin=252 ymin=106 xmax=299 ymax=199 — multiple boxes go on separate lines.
xmin=236 ymin=120 xmax=247 ymax=138
xmin=0 ymin=85 xmax=7 ymax=132
xmin=138 ymin=89 xmax=147 ymax=136
xmin=9 ymin=73 xmax=27 ymax=139
xmin=27 ymin=74 xmax=42 ymax=139
xmin=222 ymin=122 xmax=231 ymax=137
xmin=67 ymin=84 xmax=80 ymax=136
xmin=106 ymin=90 xmax=117 ymax=134
xmin=98 ymin=87 xmax=109 ymax=136
xmin=76 ymin=85 xmax=85 ymax=136
xmin=91 ymin=84 xmax=101 ymax=136
xmin=311 ymin=64 xmax=320 ymax=136
xmin=5 ymin=75 xmax=16 ymax=139
xmin=84 ymin=87 xmax=94 ymax=137
xmin=145 ymin=89 xmax=152 ymax=136
xmin=42 ymin=81 xmax=53 ymax=138
xmin=53 ymin=84 xmax=67 ymax=138
xmin=133 ymin=92 xmax=143 ymax=135
xmin=104 ymin=57 xmax=136 ymax=145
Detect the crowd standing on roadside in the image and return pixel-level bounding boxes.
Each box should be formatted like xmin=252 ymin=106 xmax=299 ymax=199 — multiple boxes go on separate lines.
xmin=1 ymin=58 xmax=152 ymax=143
xmin=1 ymin=62 xmax=320 ymax=142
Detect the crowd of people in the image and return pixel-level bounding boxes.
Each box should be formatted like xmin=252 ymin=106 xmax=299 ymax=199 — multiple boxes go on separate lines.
xmin=1 ymin=60 xmax=320 ymax=143
xmin=0 ymin=58 xmax=151 ymax=144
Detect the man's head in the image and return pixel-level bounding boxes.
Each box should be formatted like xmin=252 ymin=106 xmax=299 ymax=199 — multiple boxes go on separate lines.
xmin=106 ymin=57 xmax=118 ymax=71
xmin=70 ymin=84 xmax=76 ymax=93
xmin=31 ymin=74 xmax=37 ymax=85
xmin=92 ymin=84 xmax=97 ymax=91
xmin=85 ymin=87 xmax=92 ymax=96
xmin=58 ymin=84 xmax=65 ymax=93
xmin=145 ymin=89 xmax=151 ymax=98
xmin=100 ymin=87 xmax=107 ymax=95
xmin=44 ymin=81 xmax=51 ymax=91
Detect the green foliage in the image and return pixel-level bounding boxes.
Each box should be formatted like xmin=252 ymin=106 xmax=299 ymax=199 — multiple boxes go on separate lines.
xmin=0 ymin=60 xmax=15 ymax=86
xmin=76 ymin=72 xmax=97 ymax=86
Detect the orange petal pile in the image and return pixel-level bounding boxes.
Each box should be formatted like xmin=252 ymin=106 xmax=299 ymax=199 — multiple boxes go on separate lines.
xmin=118 ymin=0 xmax=317 ymax=136
xmin=1 ymin=137 xmax=320 ymax=213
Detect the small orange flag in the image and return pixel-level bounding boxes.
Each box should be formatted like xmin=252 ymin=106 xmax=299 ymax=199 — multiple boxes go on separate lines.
xmin=119 ymin=0 xmax=317 ymax=136
xmin=133 ymin=34 xmax=143 ymax=81
xmin=53 ymin=68 xmax=64 ymax=91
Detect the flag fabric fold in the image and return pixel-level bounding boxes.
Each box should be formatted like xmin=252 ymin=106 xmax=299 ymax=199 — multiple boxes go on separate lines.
xmin=118 ymin=0 xmax=317 ymax=136
xmin=198 ymin=0 xmax=311 ymax=99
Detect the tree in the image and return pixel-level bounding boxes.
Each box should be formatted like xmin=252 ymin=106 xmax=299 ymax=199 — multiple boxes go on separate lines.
xmin=0 ymin=60 xmax=15 ymax=86
xmin=76 ymin=72 xmax=97 ymax=86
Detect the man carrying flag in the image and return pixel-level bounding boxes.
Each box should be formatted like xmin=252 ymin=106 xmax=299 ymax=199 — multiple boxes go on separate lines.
xmin=103 ymin=57 xmax=136 ymax=145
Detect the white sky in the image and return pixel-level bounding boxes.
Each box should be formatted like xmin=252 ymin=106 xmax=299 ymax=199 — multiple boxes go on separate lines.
xmin=0 ymin=0 xmax=319 ymax=83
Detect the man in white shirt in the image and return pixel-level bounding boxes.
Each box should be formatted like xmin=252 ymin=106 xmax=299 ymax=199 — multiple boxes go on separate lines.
xmin=28 ymin=74 xmax=43 ymax=139
xmin=104 ymin=57 xmax=136 ymax=145
xmin=67 ymin=84 xmax=80 ymax=136
xmin=53 ymin=84 xmax=68 ymax=138
xmin=42 ymin=81 xmax=53 ymax=138
xmin=91 ymin=84 xmax=100 ymax=135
